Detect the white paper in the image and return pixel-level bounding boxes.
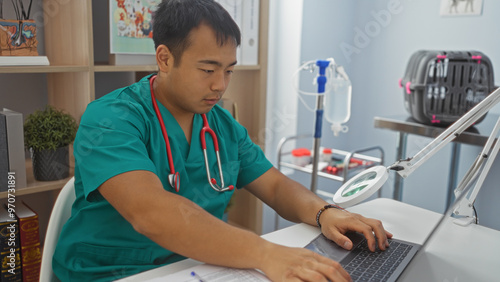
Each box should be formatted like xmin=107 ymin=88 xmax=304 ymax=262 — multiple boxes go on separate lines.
xmin=143 ymin=263 xmax=270 ymax=282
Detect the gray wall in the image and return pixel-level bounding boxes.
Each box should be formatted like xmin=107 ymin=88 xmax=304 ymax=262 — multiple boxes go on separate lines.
xmin=263 ymin=0 xmax=500 ymax=234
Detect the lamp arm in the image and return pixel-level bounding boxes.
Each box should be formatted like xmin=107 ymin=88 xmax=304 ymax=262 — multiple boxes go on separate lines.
xmin=389 ymin=87 xmax=500 ymax=178
xmin=454 ymin=154 xmax=484 ymax=194
xmin=453 ymin=116 xmax=500 ymax=225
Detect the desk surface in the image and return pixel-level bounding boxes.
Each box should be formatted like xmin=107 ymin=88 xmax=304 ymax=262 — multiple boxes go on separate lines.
xmin=374 ymin=114 xmax=499 ymax=146
xmin=398 ymin=217 xmax=500 ymax=282
xmin=118 ymin=198 xmax=500 ymax=281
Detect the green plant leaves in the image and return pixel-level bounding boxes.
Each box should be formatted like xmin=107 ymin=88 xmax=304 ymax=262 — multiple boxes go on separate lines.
xmin=24 ymin=105 xmax=78 ymax=151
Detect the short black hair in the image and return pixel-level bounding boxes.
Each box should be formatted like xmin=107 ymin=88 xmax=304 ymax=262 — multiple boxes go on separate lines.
xmin=152 ymin=0 xmax=241 ymax=65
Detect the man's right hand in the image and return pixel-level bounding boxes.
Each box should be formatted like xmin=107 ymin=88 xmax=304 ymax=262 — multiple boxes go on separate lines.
xmin=260 ymin=243 xmax=351 ymax=282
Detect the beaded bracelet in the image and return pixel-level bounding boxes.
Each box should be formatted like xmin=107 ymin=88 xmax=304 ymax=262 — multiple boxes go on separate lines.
xmin=316 ymin=204 xmax=347 ymax=228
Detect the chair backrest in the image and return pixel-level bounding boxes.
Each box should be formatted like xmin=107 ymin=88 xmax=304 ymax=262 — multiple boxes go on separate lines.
xmin=40 ymin=177 xmax=76 ymax=282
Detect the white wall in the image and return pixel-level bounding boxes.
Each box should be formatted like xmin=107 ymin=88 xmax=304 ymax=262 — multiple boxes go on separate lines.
xmin=262 ymin=0 xmax=304 ymax=232
xmin=264 ymin=0 xmax=500 ymax=233
xmin=264 ymin=0 xmax=303 ymax=164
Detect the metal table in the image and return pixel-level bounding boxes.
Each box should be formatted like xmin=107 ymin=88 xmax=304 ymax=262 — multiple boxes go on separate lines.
xmin=374 ymin=114 xmax=499 ymax=206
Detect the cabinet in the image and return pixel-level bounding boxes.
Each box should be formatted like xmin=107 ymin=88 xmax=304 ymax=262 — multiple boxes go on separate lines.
xmin=1 ymin=0 xmax=269 ymax=235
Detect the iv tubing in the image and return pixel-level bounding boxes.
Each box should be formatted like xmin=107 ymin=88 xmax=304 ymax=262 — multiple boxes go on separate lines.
xmin=292 ymin=59 xmax=336 ymax=112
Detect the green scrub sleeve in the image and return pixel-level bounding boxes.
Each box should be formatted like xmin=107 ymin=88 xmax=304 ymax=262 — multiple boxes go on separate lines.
xmin=73 ymin=99 xmax=158 ymax=202
xmin=233 ymin=120 xmax=273 ymax=188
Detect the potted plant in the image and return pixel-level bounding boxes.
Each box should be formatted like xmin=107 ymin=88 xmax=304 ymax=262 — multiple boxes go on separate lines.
xmin=24 ymin=105 xmax=77 ymax=181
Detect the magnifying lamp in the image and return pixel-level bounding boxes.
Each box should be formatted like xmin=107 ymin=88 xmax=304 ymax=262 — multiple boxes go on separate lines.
xmin=334 ymin=87 xmax=500 ymax=225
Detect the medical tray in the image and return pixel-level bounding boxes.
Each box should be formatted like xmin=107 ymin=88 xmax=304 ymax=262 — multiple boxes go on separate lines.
xmin=399 ymin=50 xmax=495 ymax=125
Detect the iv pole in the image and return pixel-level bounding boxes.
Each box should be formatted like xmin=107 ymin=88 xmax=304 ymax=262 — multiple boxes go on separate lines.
xmin=310 ymin=60 xmax=330 ymax=194
xmin=275 ymin=59 xmax=336 ymax=230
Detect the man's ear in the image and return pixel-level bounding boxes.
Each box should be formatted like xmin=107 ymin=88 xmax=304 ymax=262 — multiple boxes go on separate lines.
xmin=156 ymin=45 xmax=173 ymax=72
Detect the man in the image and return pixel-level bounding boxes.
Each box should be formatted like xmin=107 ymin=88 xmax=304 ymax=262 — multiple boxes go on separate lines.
xmin=53 ymin=0 xmax=392 ymax=281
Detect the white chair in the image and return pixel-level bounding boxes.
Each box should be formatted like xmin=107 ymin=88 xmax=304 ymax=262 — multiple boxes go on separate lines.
xmin=40 ymin=177 xmax=76 ymax=282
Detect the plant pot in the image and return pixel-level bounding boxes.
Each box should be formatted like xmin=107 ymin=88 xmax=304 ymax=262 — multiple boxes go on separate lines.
xmin=0 ymin=19 xmax=39 ymax=56
xmin=31 ymin=146 xmax=69 ymax=181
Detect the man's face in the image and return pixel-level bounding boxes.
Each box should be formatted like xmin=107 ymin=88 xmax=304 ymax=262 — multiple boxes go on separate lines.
xmin=162 ymin=24 xmax=238 ymax=116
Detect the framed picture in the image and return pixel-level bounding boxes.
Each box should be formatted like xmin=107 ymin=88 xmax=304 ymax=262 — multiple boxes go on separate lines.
xmin=109 ymin=0 xmax=161 ymax=55
xmin=440 ymin=0 xmax=484 ymax=17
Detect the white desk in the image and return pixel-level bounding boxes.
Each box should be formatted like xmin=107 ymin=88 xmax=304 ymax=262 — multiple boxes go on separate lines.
xmin=118 ymin=198 xmax=500 ymax=281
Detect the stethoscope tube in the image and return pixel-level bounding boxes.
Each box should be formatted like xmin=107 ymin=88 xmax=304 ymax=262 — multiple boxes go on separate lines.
xmin=200 ymin=114 xmax=233 ymax=192
xmin=149 ymin=75 xmax=233 ymax=193
xmin=150 ymin=75 xmax=181 ymax=192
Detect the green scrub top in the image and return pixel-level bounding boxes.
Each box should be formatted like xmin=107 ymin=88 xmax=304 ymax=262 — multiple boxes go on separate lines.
xmin=52 ymin=74 xmax=273 ymax=281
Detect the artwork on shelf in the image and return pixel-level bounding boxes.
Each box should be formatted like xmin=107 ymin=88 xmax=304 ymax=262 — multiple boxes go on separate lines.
xmin=109 ymin=0 xmax=161 ymax=55
xmin=0 ymin=19 xmax=38 ymax=56
xmin=108 ymin=0 xmax=259 ymax=66
xmin=0 ymin=0 xmax=40 ymax=56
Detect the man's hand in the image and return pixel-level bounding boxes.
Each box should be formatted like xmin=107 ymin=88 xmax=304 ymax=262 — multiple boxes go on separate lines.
xmin=244 ymin=167 xmax=393 ymax=280
xmin=319 ymin=208 xmax=393 ymax=252
xmin=260 ymin=243 xmax=352 ymax=282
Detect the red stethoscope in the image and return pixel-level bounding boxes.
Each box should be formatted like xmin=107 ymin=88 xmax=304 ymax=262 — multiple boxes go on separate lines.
xmin=149 ymin=75 xmax=234 ymax=193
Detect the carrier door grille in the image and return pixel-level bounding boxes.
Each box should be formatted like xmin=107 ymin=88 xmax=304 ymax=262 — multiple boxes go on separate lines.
xmin=425 ymin=59 xmax=490 ymax=121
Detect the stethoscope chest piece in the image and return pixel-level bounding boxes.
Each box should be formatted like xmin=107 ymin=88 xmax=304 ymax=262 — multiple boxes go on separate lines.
xmin=168 ymin=172 xmax=181 ymax=193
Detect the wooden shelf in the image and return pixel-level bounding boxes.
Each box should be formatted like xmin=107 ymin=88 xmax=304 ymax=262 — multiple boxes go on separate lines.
xmin=92 ymin=64 xmax=260 ymax=73
xmin=0 ymin=0 xmax=269 ymax=235
xmin=94 ymin=64 xmax=159 ymax=72
xmin=0 ymin=65 xmax=89 ymax=74
xmin=235 ymin=65 xmax=261 ymax=71
xmin=0 ymin=159 xmax=73 ymax=199
xmin=0 ymin=178 xmax=70 ymax=199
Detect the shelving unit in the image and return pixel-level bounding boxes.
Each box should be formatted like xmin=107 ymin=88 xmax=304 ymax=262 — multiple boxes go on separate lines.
xmin=1 ymin=0 xmax=269 ymax=235
xmin=274 ymin=135 xmax=384 ymax=230
xmin=277 ymin=135 xmax=385 ymax=191
xmin=0 ymin=66 xmax=89 ymax=73
xmin=279 ymin=148 xmax=383 ymax=182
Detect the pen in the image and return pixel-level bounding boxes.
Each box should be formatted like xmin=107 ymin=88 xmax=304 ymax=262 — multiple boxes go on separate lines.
xmin=191 ymin=271 xmax=206 ymax=282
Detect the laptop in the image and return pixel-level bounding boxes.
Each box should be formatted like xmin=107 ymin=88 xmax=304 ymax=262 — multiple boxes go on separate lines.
xmin=305 ymin=181 xmax=475 ymax=282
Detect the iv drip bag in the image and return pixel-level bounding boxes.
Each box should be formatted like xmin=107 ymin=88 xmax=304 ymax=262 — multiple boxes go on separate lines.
xmin=324 ymin=65 xmax=352 ymax=136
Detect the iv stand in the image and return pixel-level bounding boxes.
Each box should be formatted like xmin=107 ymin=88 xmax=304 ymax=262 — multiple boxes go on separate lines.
xmin=310 ymin=60 xmax=330 ymax=194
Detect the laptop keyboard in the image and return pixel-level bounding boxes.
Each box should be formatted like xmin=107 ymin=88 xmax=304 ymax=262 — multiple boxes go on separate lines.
xmin=342 ymin=239 xmax=412 ymax=282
